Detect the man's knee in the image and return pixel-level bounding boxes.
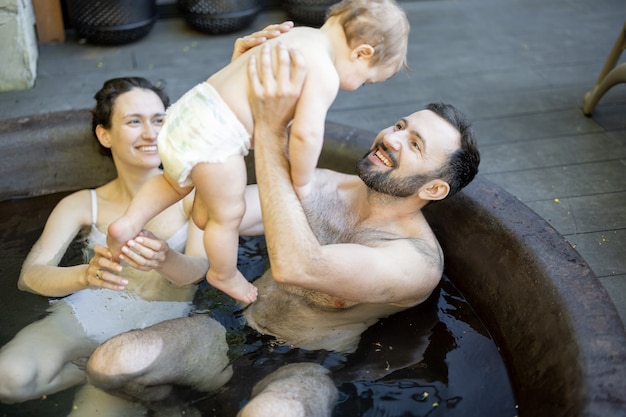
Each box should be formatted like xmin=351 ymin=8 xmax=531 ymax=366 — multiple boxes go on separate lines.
xmin=239 ymin=393 xmax=306 ymax=417
xmin=85 ymin=338 xmax=125 ymax=391
xmin=238 ymin=363 xmax=338 ymax=417
xmin=86 ymin=330 xmax=162 ymax=390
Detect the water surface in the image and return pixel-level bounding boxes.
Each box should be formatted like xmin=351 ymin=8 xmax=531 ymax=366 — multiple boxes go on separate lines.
xmin=0 ymin=193 xmax=518 ymax=417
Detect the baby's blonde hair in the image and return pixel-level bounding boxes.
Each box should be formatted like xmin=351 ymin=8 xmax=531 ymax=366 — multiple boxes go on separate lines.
xmin=327 ymin=0 xmax=410 ymax=73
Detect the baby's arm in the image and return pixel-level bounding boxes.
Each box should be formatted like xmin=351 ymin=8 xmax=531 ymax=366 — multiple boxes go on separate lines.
xmin=287 ymin=60 xmax=339 ymax=200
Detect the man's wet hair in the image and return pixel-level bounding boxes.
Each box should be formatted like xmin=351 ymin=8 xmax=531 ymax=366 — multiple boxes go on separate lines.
xmin=426 ymin=102 xmax=480 ymax=198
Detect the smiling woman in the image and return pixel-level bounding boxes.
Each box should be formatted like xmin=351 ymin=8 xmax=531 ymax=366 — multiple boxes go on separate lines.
xmin=0 ymin=77 xmax=209 ymax=415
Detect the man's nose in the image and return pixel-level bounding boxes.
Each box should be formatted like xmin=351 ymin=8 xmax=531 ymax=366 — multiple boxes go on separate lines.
xmin=382 ymin=131 xmax=404 ymax=151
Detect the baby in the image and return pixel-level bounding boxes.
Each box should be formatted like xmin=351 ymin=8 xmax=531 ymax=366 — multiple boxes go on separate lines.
xmin=107 ymin=0 xmax=410 ymax=304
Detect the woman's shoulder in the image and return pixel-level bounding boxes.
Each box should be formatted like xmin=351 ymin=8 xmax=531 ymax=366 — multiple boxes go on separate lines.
xmin=55 ymin=188 xmax=93 ymax=211
xmin=51 ymin=188 xmax=93 ymax=220
xmin=38 ymin=188 xmax=94 ymax=238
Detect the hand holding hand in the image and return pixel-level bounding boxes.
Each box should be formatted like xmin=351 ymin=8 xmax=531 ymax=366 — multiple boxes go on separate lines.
xmin=118 ymin=230 xmax=169 ymax=272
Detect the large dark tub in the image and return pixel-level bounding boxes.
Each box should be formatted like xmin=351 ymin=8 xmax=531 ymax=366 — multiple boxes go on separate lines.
xmin=1 ymin=110 xmax=625 ymax=416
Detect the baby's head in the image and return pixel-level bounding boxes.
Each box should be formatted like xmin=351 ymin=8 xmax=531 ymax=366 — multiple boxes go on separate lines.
xmin=327 ymin=0 xmax=410 ymax=75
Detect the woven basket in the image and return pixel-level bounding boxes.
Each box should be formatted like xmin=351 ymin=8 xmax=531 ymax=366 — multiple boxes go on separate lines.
xmin=178 ymin=0 xmax=262 ymax=34
xmin=281 ymin=0 xmax=340 ymax=27
xmin=66 ymin=0 xmax=157 ymax=45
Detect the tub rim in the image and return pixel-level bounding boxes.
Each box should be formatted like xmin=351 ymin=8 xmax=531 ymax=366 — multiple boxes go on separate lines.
xmin=1 ymin=110 xmax=625 ymax=416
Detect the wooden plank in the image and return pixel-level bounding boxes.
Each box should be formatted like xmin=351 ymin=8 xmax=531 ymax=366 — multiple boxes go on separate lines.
xmin=599 ymin=274 xmax=626 ymax=324
xmin=527 ymin=192 xmax=626 ymax=235
xmin=566 ymin=230 xmax=626 ymax=277
xmin=482 ymin=159 xmax=626 ymax=201
xmin=32 ymin=0 xmax=65 ymax=43
xmin=479 ymin=131 xmax=626 ymax=174
xmin=473 ymin=110 xmax=604 ymax=145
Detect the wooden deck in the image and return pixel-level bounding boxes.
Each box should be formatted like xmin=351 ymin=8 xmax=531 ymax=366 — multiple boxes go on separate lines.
xmin=1 ymin=0 xmax=624 ymax=327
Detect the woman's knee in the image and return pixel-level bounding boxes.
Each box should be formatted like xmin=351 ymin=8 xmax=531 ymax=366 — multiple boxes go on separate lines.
xmin=0 ymin=354 xmax=39 ymax=403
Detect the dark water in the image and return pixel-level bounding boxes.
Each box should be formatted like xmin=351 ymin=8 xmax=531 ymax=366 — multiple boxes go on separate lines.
xmin=0 ymin=193 xmax=518 ymax=417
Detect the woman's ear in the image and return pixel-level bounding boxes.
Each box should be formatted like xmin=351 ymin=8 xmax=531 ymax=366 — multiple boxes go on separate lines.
xmin=95 ymin=124 xmax=112 ymax=149
xmin=352 ymin=44 xmax=375 ymax=61
xmin=418 ymin=179 xmax=450 ymax=201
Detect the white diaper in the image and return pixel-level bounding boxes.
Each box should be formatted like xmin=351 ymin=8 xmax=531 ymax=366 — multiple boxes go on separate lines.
xmin=158 ymin=82 xmax=251 ymax=187
xmin=56 ymin=288 xmax=193 ymax=344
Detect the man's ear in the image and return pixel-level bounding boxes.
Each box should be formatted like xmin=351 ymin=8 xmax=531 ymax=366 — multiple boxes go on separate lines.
xmin=352 ymin=44 xmax=375 ymax=61
xmin=418 ymin=179 xmax=450 ymax=201
xmin=95 ymin=124 xmax=112 ymax=149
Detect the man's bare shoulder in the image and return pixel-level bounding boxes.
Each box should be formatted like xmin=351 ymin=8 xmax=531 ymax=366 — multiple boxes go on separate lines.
xmin=380 ymin=212 xmax=443 ymax=266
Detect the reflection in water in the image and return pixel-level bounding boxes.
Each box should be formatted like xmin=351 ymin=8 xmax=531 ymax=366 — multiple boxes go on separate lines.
xmin=0 ymin=193 xmax=517 ymax=417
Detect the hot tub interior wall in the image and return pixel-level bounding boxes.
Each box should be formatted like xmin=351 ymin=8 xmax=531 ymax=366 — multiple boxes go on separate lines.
xmin=2 ymin=110 xmax=626 ymax=417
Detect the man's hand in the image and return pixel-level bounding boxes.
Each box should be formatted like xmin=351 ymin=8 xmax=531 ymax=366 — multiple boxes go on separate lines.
xmin=247 ymin=42 xmax=307 ymax=139
xmin=231 ymin=21 xmax=294 ymax=62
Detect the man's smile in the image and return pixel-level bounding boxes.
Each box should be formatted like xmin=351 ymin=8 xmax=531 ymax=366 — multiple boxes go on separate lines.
xmin=372 ymin=147 xmax=394 ymax=167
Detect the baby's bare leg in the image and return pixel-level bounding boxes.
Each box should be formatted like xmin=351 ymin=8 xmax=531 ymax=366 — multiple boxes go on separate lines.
xmin=191 ymin=157 xmax=257 ymax=304
xmin=107 ymin=172 xmax=192 ymax=258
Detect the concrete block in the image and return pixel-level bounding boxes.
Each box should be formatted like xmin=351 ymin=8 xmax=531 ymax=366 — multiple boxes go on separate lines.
xmin=0 ymin=0 xmax=38 ymax=91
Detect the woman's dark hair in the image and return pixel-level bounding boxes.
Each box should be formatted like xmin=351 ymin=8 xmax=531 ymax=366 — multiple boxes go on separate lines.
xmin=426 ymin=102 xmax=480 ymax=199
xmin=91 ymin=77 xmax=169 ymax=157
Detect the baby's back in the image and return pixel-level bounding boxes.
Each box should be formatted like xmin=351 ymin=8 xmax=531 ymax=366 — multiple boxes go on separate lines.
xmin=207 ymin=27 xmax=334 ymax=141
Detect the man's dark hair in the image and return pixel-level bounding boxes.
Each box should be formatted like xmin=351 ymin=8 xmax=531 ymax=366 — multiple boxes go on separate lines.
xmin=426 ymin=102 xmax=480 ymax=198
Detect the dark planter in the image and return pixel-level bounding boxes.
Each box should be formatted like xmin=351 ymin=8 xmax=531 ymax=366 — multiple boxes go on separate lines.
xmin=178 ymin=0 xmax=262 ymax=34
xmin=66 ymin=0 xmax=157 ymax=45
xmin=281 ymin=0 xmax=340 ymax=27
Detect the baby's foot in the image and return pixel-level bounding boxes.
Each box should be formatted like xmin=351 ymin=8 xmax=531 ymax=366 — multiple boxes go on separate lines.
xmin=107 ymin=216 xmax=141 ymax=259
xmin=207 ymin=271 xmax=258 ymax=304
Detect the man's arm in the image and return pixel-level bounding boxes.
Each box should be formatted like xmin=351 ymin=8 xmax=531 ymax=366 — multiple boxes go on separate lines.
xmin=248 ymin=44 xmax=440 ymax=306
xmin=248 ymin=42 xmax=316 ymax=281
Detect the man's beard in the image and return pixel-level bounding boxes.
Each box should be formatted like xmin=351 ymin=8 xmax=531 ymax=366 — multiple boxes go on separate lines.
xmin=355 ymin=151 xmax=434 ymax=198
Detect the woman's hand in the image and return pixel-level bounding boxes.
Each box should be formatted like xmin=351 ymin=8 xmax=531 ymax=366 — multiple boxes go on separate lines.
xmin=118 ymin=230 xmax=169 ymax=272
xmin=231 ymin=21 xmax=294 ymax=62
xmin=87 ymin=244 xmax=127 ymax=290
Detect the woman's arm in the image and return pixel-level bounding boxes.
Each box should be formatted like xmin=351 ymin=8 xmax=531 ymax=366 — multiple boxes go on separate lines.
xmin=18 ymin=190 xmax=126 ymax=296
